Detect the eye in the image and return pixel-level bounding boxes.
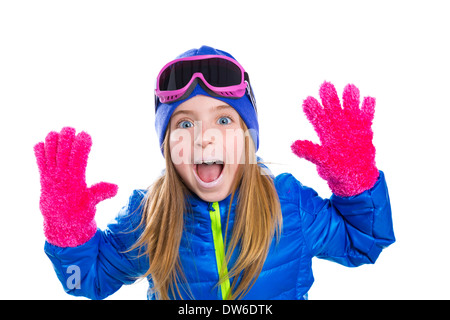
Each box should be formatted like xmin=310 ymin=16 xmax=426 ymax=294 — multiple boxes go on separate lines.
xmin=178 ymin=120 xmax=194 ymax=129
xmin=217 ymin=116 xmax=232 ymax=125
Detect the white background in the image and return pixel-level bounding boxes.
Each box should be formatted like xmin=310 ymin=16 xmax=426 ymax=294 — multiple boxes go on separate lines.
xmin=1 ymin=0 xmax=449 ymax=299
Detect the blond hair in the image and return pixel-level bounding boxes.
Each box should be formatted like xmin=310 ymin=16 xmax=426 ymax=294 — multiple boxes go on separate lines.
xmin=132 ymin=120 xmax=282 ymax=299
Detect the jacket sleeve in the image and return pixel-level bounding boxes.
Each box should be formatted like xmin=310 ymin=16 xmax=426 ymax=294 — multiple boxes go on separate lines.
xmin=297 ymin=170 xmax=395 ymax=267
xmin=44 ymin=189 xmax=149 ymax=299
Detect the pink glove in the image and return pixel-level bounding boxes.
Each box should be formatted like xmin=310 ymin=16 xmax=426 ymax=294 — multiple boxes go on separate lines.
xmin=291 ymin=81 xmax=379 ymax=197
xmin=34 ymin=127 xmax=118 ymax=247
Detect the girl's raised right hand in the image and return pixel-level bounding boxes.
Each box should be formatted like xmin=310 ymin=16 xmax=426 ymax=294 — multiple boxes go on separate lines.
xmin=34 ymin=127 xmax=118 ymax=247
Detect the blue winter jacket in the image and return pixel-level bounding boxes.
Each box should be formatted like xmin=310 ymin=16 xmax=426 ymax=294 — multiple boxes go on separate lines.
xmin=44 ymin=170 xmax=395 ymax=300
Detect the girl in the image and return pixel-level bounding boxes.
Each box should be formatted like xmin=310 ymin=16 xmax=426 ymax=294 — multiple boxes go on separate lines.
xmin=35 ymin=45 xmax=395 ymax=300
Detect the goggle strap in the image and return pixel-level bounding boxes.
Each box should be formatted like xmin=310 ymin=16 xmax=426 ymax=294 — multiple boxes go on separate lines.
xmin=244 ymin=72 xmax=257 ymax=113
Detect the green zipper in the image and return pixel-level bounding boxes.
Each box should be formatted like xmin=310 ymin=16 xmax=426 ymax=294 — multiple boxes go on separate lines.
xmin=209 ymin=201 xmax=231 ymax=300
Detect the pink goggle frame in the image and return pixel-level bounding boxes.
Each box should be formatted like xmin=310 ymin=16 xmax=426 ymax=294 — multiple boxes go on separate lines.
xmin=155 ymin=55 xmax=248 ymax=104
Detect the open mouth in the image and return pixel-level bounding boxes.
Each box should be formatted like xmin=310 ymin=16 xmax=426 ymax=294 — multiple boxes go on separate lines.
xmin=193 ymin=160 xmax=225 ymax=188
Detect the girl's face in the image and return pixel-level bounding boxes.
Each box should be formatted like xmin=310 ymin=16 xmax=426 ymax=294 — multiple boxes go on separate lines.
xmin=169 ymin=95 xmax=245 ymax=203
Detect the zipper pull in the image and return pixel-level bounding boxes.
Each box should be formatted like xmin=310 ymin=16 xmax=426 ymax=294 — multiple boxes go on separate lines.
xmin=207 ymin=202 xmax=215 ymax=212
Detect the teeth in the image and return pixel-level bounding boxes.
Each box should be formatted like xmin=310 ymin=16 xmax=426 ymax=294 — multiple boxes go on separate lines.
xmin=195 ymin=160 xmax=224 ymax=165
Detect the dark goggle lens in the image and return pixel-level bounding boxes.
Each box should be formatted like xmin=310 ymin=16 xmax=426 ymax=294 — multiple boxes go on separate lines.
xmin=158 ymin=58 xmax=242 ymax=91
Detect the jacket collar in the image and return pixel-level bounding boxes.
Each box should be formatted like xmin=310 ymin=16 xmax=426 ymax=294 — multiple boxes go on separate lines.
xmin=185 ymin=188 xmax=239 ymax=215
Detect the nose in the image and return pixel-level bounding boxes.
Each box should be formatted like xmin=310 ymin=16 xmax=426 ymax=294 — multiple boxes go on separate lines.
xmin=194 ymin=121 xmax=214 ymax=149
xmin=197 ymin=137 xmax=212 ymax=149
xmin=194 ymin=122 xmax=225 ymax=154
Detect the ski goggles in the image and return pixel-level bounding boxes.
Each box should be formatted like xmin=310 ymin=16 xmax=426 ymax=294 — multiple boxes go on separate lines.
xmin=155 ymin=55 xmax=256 ymax=110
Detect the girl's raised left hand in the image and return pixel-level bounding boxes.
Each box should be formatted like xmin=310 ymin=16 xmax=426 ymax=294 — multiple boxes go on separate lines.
xmin=291 ymin=81 xmax=379 ymax=197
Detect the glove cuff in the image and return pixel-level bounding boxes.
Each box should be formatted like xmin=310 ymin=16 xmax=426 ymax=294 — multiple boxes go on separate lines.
xmin=44 ymin=219 xmax=97 ymax=248
xmin=325 ymin=166 xmax=379 ymax=197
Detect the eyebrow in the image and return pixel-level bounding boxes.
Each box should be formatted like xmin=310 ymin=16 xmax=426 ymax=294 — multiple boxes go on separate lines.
xmin=214 ymin=105 xmax=234 ymax=111
xmin=171 ymin=104 xmax=232 ymax=118
xmin=171 ymin=109 xmax=195 ymax=118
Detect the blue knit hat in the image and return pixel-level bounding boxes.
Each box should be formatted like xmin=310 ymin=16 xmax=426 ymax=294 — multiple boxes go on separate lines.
xmin=155 ymin=46 xmax=259 ymax=154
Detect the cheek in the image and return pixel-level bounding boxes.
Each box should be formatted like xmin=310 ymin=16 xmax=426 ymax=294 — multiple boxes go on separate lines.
xmin=172 ymin=162 xmax=192 ymax=183
xmin=169 ymin=129 xmax=193 ymax=165
xmin=234 ymin=137 xmax=245 ymax=163
xmin=224 ymin=128 xmax=245 ymax=165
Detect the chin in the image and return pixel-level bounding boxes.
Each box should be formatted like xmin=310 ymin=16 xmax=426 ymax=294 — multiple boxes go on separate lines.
xmin=194 ymin=189 xmax=231 ymax=203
